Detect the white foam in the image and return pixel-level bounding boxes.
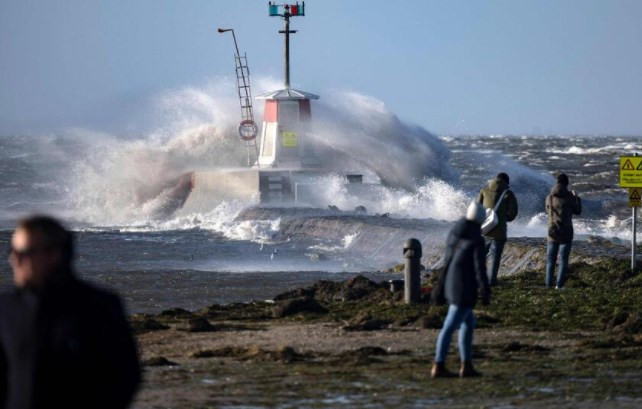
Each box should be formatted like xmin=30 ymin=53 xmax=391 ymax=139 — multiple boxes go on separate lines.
xmin=59 ymin=78 xmax=461 ymax=231
xmin=110 ymin=199 xmax=280 ymax=243
xmin=20 ymin=77 xmax=632 ymax=247
xmin=305 ymin=174 xmax=469 ymax=221
xmin=511 ymin=212 xmax=635 ymax=241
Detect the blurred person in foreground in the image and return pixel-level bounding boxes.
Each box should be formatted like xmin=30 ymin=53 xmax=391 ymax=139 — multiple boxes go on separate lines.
xmin=431 ymin=202 xmax=491 ymax=378
xmin=0 ymin=216 xmax=140 ymax=409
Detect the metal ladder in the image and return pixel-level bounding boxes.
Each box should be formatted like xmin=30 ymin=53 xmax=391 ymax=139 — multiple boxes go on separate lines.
xmin=234 ymin=54 xmax=259 ymax=166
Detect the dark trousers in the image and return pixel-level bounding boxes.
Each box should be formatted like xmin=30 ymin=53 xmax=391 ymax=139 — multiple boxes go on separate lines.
xmin=485 ymin=239 xmax=506 ymax=286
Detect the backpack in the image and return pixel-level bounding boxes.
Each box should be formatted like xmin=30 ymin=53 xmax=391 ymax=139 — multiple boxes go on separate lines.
xmin=481 ymin=189 xmax=508 ymax=235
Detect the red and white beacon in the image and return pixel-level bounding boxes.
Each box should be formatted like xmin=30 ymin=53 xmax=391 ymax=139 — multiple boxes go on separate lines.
xmin=257 ymin=2 xmax=320 ymax=169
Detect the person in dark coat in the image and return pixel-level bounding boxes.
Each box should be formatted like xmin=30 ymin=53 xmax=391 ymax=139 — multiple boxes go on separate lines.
xmin=477 ymin=172 xmax=518 ymax=286
xmin=545 ymin=174 xmax=581 ymax=289
xmin=0 ymin=216 xmax=141 ymax=409
xmin=432 ymin=202 xmax=491 ymax=378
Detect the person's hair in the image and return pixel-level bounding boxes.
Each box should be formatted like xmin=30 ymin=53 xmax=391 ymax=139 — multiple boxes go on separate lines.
xmin=16 ymin=215 xmax=74 ymax=267
xmin=497 ymin=173 xmax=510 ymax=184
xmin=557 ymin=173 xmax=569 ymax=186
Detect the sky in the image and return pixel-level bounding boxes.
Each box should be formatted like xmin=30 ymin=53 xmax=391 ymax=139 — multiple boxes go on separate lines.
xmin=1 ymin=0 xmax=641 ymax=136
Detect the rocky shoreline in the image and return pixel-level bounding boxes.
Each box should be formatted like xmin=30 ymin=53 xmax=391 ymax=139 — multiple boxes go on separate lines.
xmin=131 ymin=238 xmax=642 ymax=409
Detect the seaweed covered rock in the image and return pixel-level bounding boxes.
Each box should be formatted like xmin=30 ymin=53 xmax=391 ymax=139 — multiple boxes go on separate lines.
xmin=606 ymin=312 xmax=642 ymax=334
xmin=339 ymin=275 xmax=387 ymax=301
xmin=343 ymin=311 xmax=390 ymax=331
xmin=190 ymin=345 xmax=303 ymax=363
xmin=143 ymin=356 xmax=178 ymax=367
xmin=272 ymin=296 xmax=328 ymax=318
xmin=273 ymin=275 xmax=392 ymax=305
xmin=273 ymin=287 xmax=315 ymax=301
xmin=416 ymin=311 xmax=444 ymax=329
xmin=184 ymin=317 xmax=217 ymax=332
xmin=335 ymin=345 xmax=388 ymax=365
xmin=130 ymin=316 xmax=170 ymax=334
xmin=160 ymin=307 xmax=194 ymax=318
xmin=502 ymin=342 xmax=550 ymax=353
xmin=204 ymin=302 xmax=274 ymax=321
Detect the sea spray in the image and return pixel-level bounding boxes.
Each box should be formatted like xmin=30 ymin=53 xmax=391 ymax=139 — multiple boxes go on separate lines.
xmin=311 ymin=90 xmax=458 ymax=190
xmin=63 ymin=78 xmax=466 ymax=227
xmin=303 ymin=174 xmax=469 ymax=221
xmin=0 ymin=79 xmax=634 ymax=241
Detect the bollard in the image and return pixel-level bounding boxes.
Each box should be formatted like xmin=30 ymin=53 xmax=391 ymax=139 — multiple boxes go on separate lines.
xmin=403 ymin=238 xmax=422 ymax=304
xmin=389 ymin=279 xmax=404 ymax=293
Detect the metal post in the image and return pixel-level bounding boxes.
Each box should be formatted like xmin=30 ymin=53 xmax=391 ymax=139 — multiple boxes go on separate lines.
xmin=403 ymin=238 xmax=422 ymax=304
xmin=633 ymin=207 xmax=637 ymax=272
xmin=230 ymin=30 xmax=241 ymax=59
xmin=272 ymin=3 xmax=301 ymax=89
xmin=633 ymin=153 xmax=639 ymax=272
xmin=284 ymin=15 xmax=290 ymax=88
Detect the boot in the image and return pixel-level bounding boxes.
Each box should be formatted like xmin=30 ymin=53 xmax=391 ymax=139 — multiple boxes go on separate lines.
xmin=431 ymin=362 xmax=456 ymax=378
xmin=459 ymin=360 xmax=482 ymax=378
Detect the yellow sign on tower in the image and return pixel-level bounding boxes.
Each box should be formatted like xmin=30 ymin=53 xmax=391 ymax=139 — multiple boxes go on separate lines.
xmin=619 ymin=156 xmax=642 ymax=187
xmin=282 ymin=131 xmax=298 ymax=147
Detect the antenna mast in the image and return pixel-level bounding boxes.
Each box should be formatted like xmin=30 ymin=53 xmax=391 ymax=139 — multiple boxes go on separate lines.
xmin=269 ymin=2 xmax=305 ymax=88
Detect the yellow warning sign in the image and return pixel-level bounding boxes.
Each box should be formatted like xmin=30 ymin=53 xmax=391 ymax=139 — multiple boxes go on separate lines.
xmin=622 ymin=159 xmax=636 ymax=170
xmin=619 ymin=156 xmax=642 ymax=187
xmin=629 ymin=188 xmax=641 ymax=208
xmin=282 ymin=131 xmax=298 ymax=147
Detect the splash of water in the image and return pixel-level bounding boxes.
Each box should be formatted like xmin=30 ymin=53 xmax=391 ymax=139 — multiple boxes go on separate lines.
xmin=302 ymin=174 xmax=469 ymax=221
xmin=311 ymin=90 xmax=458 ymax=190
xmin=6 ymin=77 xmax=627 ymax=242
xmin=63 ymin=78 xmax=464 ymax=227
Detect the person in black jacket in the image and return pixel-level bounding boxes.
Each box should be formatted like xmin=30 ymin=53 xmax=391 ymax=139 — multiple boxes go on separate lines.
xmin=0 ymin=216 xmax=140 ymax=409
xmin=431 ymin=202 xmax=491 ymax=378
xmin=545 ymin=173 xmax=582 ymax=289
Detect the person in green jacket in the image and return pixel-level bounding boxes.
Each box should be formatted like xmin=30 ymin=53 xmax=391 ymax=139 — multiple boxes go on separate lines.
xmin=476 ymin=173 xmax=518 ymax=286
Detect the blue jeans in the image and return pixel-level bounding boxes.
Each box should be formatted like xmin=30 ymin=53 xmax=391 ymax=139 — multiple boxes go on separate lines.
xmin=435 ymin=304 xmax=475 ymax=363
xmin=546 ymin=241 xmax=572 ymax=288
xmin=485 ymin=239 xmax=506 ymax=286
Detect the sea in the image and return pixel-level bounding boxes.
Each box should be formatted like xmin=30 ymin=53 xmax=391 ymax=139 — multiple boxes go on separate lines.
xmin=0 ymin=84 xmax=640 ymax=313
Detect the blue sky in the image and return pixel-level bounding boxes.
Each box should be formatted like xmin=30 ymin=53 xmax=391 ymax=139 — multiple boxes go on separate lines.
xmin=1 ymin=0 xmax=641 ymax=136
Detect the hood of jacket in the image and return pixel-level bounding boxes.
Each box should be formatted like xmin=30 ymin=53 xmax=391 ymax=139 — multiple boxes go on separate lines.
xmin=487 ymin=177 xmax=508 ymax=192
xmin=551 ymin=183 xmax=571 ymax=198
xmin=451 ymin=218 xmax=482 ymax=241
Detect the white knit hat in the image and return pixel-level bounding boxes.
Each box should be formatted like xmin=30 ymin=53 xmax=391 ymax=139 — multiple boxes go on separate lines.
xmin=466 ymin=201 xmax=486 ymax=224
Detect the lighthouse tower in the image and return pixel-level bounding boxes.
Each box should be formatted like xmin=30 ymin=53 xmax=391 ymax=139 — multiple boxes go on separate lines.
xmin=174 ymin=1 xmax=352 ymax=213
xmin=257 ymin=2 xmax=319 ymax=169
